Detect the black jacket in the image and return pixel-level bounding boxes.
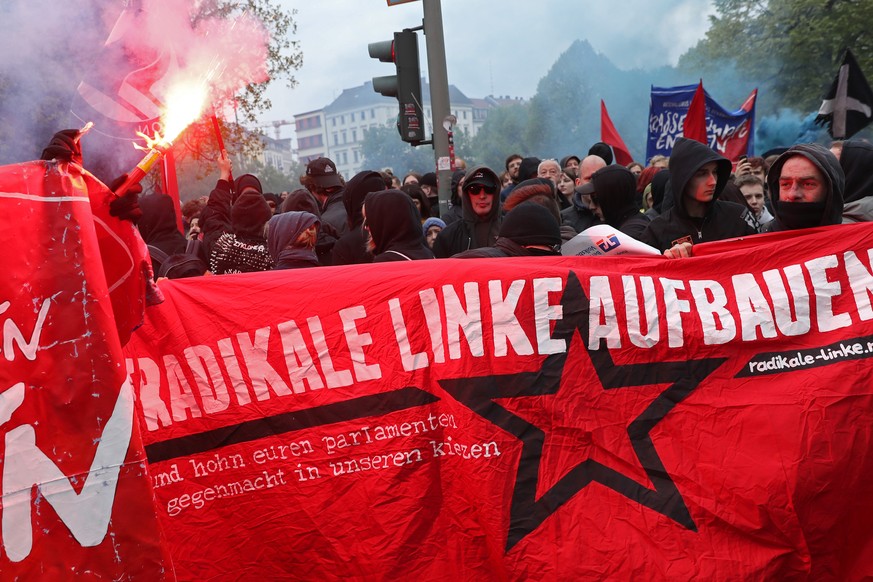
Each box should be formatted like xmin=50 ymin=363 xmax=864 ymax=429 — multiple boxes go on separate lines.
xmin=433 ymin=166 xmax=502 ymax=258
xmin=453 ymin=237 xmax=559 ymax=258
xmin=588 ymin=166 xmax=651 ymax=239
xmin=639 ymin=138 xmax=756 ymax=251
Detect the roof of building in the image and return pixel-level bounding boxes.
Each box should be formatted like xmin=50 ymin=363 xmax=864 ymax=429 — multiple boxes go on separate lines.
xmin=323 ymin=80 xmax=472 ymax=114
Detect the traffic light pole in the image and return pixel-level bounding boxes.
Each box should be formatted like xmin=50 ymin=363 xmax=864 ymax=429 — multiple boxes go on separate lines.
xmin=422 ymin=0 xmax=452 ymax=217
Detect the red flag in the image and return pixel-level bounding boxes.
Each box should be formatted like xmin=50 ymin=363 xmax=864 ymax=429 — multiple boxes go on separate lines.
xmin=720 ymin=88 xmax=758 ymax=162
xmin=125 ymin=223 xmax=873 ymax=579
xmin=683 ymin=80 xmax=709 ymax=144
xmin=0 ymin=160 xmax=171 ymax=578
xmin=600 ymin=100 xmax=634 ymax=165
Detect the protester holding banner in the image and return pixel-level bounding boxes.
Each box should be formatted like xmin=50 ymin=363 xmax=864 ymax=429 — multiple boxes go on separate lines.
xmin=639 ymin=137 xmax=756 ymax=252
xmin=433 ymin=166 xmax=503 ymax=258
xmin=763 ymin=143 xmax=845 ymax=232
xmin=454 ymin=201 xmax=562 ymax=258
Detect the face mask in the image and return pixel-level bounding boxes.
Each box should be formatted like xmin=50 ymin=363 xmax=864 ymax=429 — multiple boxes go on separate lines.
xmin=777 ymin=201 xmax=827 ymax=230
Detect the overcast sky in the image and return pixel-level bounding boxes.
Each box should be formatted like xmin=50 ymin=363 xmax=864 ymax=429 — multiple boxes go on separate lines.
xmin=262 ymin=0 xmax=716 ymax=137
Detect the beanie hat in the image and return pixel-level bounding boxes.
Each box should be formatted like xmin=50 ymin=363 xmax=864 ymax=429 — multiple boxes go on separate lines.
xmin=420 ymin=172 xmax=438 ymax=188
xmin=499 ymin=202 xmax=561 ymax=247
xmin=234 ymin=173 xmax=262 ymax=197
xmin=588 ymin=142 xmax=614 ymax=165
xmin=422 ymin=217 xmax=446 ymax=236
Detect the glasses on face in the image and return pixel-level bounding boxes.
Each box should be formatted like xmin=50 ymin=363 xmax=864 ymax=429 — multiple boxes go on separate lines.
xmin=466 ymin=185 xmax=496 ymax=196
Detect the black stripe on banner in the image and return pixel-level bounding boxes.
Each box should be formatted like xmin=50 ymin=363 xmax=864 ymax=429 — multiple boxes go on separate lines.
xmin=145 ymin=386 xmax=440 ymax=463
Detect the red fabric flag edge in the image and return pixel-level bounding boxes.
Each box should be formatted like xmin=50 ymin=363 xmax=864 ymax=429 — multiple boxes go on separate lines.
xmin=683 ymin=81 xmax=708 ymax=144
xmin=600 ymin=100 xmax=634 ymax=165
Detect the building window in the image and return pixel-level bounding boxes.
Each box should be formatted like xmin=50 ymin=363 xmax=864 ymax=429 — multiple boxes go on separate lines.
xmin=342 ymin=130 xmax=347 ymax=144
xmin=352 ymin=129 xmax=357 ymax=142
xmin=351 ymin=112 xmax=355 ymax=122
xmin=370 ymin=108 xmax=375 ymax=119
xmin=333 ymin=132 xmax=338 ymax=146
xmin=332 ymin=118 xmax=336 ymax=127
xmin=354 ymin=150 xmax=359 ymax=163
xmin=341 ymin=115 xmax=345 ymax=124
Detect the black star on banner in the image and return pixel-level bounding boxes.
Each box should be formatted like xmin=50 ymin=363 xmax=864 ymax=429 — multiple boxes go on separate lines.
xmin=439 ymin=271 xmax=726 ymax=551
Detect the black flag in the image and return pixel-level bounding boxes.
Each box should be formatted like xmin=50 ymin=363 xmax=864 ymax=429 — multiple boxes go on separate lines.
xmin=815 ymin=49 xmax=873 ymax=139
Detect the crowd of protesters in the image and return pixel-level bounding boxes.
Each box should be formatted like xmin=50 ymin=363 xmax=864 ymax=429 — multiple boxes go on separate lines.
xmin=40 ymin=127 xmax=859 ymax=280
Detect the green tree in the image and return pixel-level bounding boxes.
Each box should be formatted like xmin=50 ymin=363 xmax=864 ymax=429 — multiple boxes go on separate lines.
xmin=360 ymin=124 xmax=436 ymax=175
xmin=470 ymin=103 xmax=532 ymax=171
xmin=679 ymin=0 xmax=873 ymax=115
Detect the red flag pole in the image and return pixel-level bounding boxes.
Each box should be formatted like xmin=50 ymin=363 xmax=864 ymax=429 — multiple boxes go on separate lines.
xmin=211 ymin=106 xmax=233 ymax=183
xmin=161 ymin=149 xmax=184 ymax=233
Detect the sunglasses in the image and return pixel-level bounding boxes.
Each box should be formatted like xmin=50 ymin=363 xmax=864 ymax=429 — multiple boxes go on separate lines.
xmin=466 ymin=184 xmax=496 ymax=195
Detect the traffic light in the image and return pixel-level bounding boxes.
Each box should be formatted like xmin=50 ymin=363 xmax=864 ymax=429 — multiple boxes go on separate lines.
xmin=368 ymin=30 xmax=425 ymax=144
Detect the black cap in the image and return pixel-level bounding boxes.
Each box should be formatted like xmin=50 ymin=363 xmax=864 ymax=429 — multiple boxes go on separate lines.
xmin=463 ymin=167 xmax=500 ymax=190
xmin=574 ymin=181 xmax=596 ymax=196
xmin=306 ymin=157 xmax=343 ymax=188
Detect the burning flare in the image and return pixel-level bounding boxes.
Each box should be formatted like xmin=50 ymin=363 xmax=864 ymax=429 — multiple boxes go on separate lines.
xmin=116 ymin=80 xmax=209 ymax=197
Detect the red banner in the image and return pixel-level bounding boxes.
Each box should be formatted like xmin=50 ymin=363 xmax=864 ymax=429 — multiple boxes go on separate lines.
xmin=0 ymin=161 xmax=170 ymax=578
xmin=121 ymin=222 xmax=873 ymax=579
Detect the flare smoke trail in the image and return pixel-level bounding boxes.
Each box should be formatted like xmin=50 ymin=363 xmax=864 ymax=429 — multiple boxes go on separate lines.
xmin=0 ymin=0 xmax=270 ymax=180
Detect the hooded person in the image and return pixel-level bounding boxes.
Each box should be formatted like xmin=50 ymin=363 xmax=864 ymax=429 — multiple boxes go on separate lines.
xmin=442 ymin=169 xmax=467 ymax=226
xmin=137 ymin=193 xmax=188 ymax=259
xmin=500 ymin=156 xmax=541 ymax=202
xmin=433 ymin=166 xmax=503 ymax=258
xmin=763 ymin=143 xmax=844 ymax=232
xmin=266 ymin=211 xmax=321 ymax=270
xmin=207 ymin=172 xmax=274 ymax=274
xmin=577 ymin=166 xmax=650 ymax=239
xmin=639 ymin=137 xmax=756 ymax=252
xmin=282 ymin=188 xmax=339 ymax=266
xmin=363 ymin=189 xmax=434 ymax=262
xmin=454 ymin=202 xmax=562 ymax=258
xmin=836 ymin=140 xmax=873 ymax=223
xmin=419 ymin=172 xmax=440 ymax=216
xmin=331 ymin=170 xmax=386 ymax=265
xmin=646 ymin=169 xmax=671 ymax=217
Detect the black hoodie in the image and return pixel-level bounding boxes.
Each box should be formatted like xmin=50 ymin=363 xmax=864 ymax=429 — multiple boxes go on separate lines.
xmin=840 ymin=140 xmax=873 ymax=222
xmin=137 ymin=194 xmax=187 ymax=257
xmin=364 ymin=189 xmax=434 ymax=262
xmin=433 ymin=166 xmax=503 ymax=258
xmin=588 ymin=166 xmax=650 ymax=239
xmin=639 ymin=138 xmax=756 ymax=251
xmin=764 ymin=143 xmax=845 ymax=232
xmin=331 ymin=171 xmax=385 ymax=265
